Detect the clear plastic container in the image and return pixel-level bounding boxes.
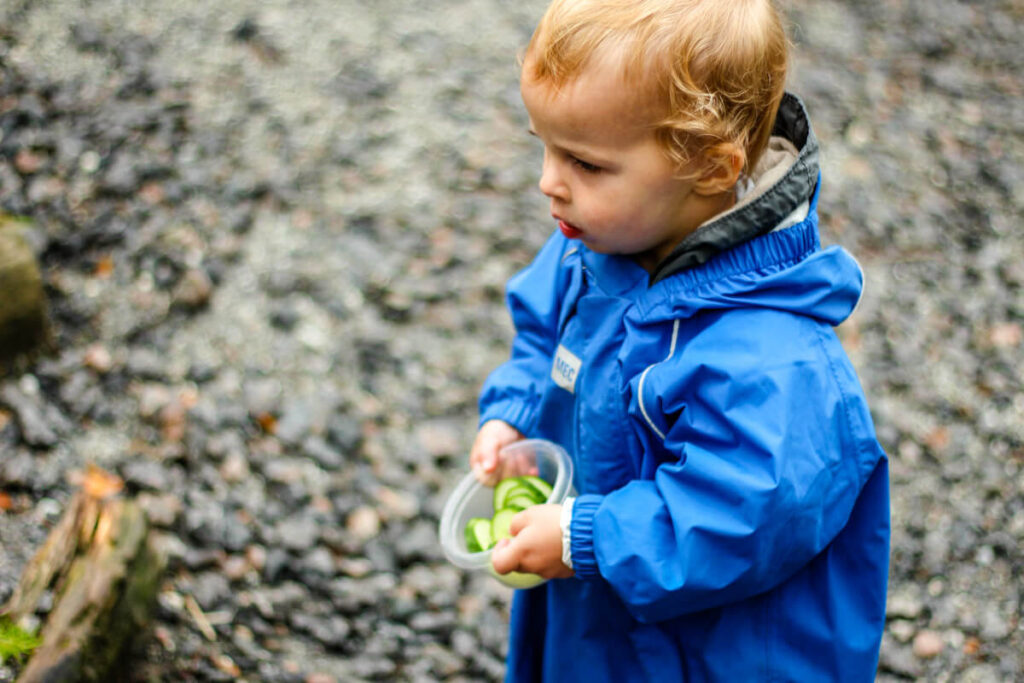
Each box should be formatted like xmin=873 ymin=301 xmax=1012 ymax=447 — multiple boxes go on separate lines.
xmin=438 ymin=439 xmax=575 ymax=589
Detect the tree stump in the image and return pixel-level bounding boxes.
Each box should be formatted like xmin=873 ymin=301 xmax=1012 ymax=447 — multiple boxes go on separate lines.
xmin=0 ymin=214 xmax=49 ymax=369
xmin=1 ymin=466 xmax=166 ymax=682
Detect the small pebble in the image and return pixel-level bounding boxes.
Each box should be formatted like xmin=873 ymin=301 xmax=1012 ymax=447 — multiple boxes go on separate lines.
xmin=913 ymin=630 xmax=945 ymax=659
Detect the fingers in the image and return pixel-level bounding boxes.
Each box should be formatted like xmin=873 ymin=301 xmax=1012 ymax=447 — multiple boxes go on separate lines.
xmin=470 ymin=420 xmax=525 ymax=484
xmin=470 ymin=425 xmax=504 ymax=484
xmin=470 ymin=444 xmax=497 ymax=472
xmin=491 ymin=533 xmax=573 ymax=579
xmin=490 ymin=506 xmax=574 ymax=579
xmin=471 ymin=448 xmax=498 ymax=481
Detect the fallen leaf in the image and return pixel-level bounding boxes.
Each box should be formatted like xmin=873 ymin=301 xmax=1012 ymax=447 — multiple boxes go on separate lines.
xmin=95 ymin=254 xmax=114 ymax=279
xmin=211 ymin=653 xmax=240 ymax=678
xmin=256 ymin=412 xmax=277 ymax=434
xmin=185 ymin=595 xmax=217 ymax=642
xmin=80 ymin=464 xmax=124 ymax=500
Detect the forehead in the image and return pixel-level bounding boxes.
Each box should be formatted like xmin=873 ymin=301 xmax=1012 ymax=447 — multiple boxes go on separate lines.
xmin=520 ymin=57 xmax=659 ymax=147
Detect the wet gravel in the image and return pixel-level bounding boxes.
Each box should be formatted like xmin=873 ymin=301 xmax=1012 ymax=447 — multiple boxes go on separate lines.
xmin=1 ymin=0 xmax=1022 ymax=680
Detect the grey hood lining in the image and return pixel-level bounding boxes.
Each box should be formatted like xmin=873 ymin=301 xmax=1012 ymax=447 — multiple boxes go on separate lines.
xmin=649 ymin=93 xmax=820 ymax=285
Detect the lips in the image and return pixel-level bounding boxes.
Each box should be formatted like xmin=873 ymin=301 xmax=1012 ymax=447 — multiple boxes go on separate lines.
xmin=558 ymin=219 xmax=583 ymax=239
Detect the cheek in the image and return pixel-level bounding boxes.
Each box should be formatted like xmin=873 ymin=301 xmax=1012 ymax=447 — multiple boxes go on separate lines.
xmin=579 ymin=183 xmax=634 ymax=220
xmin=644 ymin=178 xmax=694 ymax=218
xmin=579 ymin=198 xmax=627 ymax=229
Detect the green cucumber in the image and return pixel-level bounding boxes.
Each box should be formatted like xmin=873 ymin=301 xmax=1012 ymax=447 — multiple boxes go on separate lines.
xmin=504 ymin=492 xmax=541 ymax=511
xmin=520 ymin=475 xmax=553 ymax=502
xmin=491 ymin=508 xmax=518 ymax=542
xmin=492 ymin=478 xmax=520 ymax=510
xmin=493 ymin=479 xmax=536 ymax=510
xmin=464 ymin=517 xmax=495 ymax=552
xmin=467 ymin=473 xmax=556 ymax=559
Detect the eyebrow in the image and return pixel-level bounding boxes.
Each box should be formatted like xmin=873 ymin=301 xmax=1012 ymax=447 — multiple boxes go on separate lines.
xmin=526 ymin=128 xmax=612 ymax=167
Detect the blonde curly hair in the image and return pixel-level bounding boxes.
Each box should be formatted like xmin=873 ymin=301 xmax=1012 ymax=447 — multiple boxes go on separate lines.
xmin=523 ymin=0 xmax=789 ymax=179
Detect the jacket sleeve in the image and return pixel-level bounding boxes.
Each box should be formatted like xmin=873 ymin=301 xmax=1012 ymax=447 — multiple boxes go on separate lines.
xmin=569 ymin=311 xmax=885 ymax=623
xmin=478 ymin=231 xmax=575 ymax=435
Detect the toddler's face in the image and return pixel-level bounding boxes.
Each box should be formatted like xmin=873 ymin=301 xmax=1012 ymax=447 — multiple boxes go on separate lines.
xmin=520 ymin=61 xmax=711 ymax=272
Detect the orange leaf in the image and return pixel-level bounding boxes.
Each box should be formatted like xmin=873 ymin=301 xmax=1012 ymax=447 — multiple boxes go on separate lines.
xmin=81 ymin=464 xmax=124 ymax=500
xmin=95 ymin=255 xmax=114 ymax=279
xmin=256 ymin=413 xmax=277 ymax=434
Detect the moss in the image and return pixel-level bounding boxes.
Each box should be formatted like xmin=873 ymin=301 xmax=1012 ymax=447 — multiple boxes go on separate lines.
xmin=0 ymin=616 xmax=41 ymax=665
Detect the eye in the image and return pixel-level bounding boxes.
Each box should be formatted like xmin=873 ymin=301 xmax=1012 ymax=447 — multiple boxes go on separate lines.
xmin=571 ymin=157 xmax=602 ymax=173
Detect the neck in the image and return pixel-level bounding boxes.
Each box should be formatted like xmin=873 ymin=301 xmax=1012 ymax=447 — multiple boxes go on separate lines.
xmin=633 ymin=189 xmax=737 ymax=273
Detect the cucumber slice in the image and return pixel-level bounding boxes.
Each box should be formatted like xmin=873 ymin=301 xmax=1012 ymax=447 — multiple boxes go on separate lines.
xmin=464 ymin=517 xmax=494 ymax=552
xmin=491 ymin=508 xmax=519 ymax=542
xmin=492 ymin=478 xmax=520 ymax=511
xmin=504 ymin=493 xmax=541 ymax=511
xmin=520 ymin=475 xmax=553 ymax=502
xmin=493 ymin=480 xmax=536 ymax=510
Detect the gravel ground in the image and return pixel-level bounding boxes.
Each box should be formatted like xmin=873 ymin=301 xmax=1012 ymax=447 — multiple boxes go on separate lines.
xmin=0 ymin=0 xmax=1021 ymax=681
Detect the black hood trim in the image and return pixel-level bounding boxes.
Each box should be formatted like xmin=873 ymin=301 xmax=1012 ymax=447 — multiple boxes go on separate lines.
xmin=649 ymin=93 xmax=820 ymax=285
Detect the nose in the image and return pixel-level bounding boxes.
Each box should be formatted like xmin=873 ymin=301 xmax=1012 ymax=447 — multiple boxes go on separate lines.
xmin=538 ymin=150 xmax=569 ymax=201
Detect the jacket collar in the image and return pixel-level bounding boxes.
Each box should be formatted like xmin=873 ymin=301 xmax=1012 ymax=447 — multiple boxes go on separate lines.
xmin=648 ymin=93 xmax=820 ymax=285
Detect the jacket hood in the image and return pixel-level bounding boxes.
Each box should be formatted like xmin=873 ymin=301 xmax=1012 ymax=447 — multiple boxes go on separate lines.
xmin=593 ymin=92 xmax=863 ymax=328
xmin=582 ymin=199 xmax=864 ymax=328
xmin=635 ymin=225 xmax=865 ymax=327
xmin=650 ymin=92 xmax=820 ymax=284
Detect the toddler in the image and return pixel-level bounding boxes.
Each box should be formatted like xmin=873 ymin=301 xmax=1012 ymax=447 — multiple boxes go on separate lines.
xmin=470 ymin=0 xmax=889 ymax=680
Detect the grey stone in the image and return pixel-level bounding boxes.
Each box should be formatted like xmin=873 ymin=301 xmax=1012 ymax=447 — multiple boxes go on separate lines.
xmin=0 ymin=383 xmax=70 ymax=448
xmin=191 ymin=570 xmax=232 ymax=611
xmin=274 ymin=515 xmax=319 ymax=552
xmin=301 ymin=435 xmax=344 ymax=470
xmin=1 ymin=0 xmax=1022 ymax=679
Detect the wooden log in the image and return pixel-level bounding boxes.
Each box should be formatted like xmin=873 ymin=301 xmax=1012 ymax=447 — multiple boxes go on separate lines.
xmin=1 ymin=466 xmax=167 ymax=682
xmin=0 ymin=214 xmax=50 ymax=368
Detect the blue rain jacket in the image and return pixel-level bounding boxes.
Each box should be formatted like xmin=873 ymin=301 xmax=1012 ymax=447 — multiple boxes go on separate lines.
xmin=478 ymin=95 xmax=889 ymax=681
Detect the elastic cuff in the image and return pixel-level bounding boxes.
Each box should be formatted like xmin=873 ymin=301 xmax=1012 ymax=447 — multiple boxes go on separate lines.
xmin=569 ymin=494 xmax=603 ymax=580
xmin=478 ymin=398 xmax=536 ymax=435
xmin=559 ymin=497 xmax=576 ymax=570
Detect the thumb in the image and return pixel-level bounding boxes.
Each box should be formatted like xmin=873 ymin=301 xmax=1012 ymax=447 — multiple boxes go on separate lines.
xmin=490 ymin=537 xmax=517 ymax=575
xmin=508 ymin=509 xmax=529 ymax=536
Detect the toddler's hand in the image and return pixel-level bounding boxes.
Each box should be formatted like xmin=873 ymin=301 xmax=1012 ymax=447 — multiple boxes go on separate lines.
xmin=470 ymin=419 xmax=524 ymax=485
xmin=490 ymin=504 xmax=573 ymax=579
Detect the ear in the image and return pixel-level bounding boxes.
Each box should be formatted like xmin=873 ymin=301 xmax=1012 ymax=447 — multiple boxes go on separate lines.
xmin=692 ymin=143 xmax=745 ymax=196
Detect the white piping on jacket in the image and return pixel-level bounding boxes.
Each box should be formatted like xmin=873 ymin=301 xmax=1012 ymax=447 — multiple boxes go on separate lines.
xmin=637 ymin=319 xmax=681 ymax=441
xmin=850 ymin=255 xmax=867 ymax=316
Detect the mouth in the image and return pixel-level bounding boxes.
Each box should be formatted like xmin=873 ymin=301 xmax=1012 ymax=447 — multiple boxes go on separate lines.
xmin=557 ymin=219 xmax=583 ymax=239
